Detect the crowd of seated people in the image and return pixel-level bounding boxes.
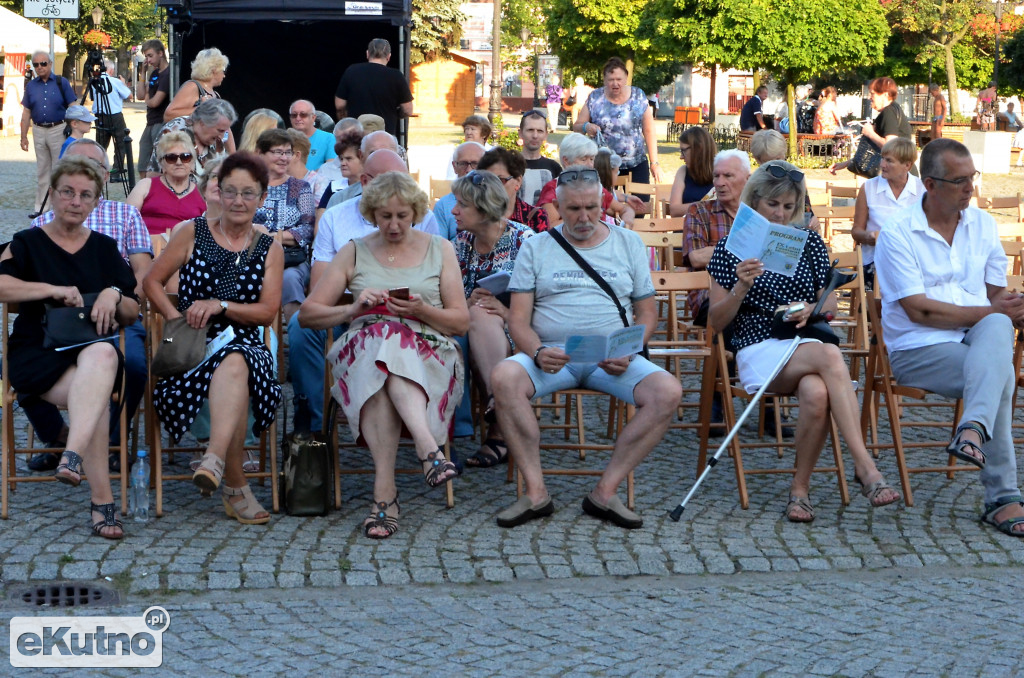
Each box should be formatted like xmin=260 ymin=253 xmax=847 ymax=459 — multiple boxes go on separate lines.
xmin=7 ymin=78 xmax=1023 ymax=546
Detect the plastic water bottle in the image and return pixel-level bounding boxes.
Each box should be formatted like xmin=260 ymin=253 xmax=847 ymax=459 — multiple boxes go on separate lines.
xmin=130 ymin=449 xmax=150 ymax=523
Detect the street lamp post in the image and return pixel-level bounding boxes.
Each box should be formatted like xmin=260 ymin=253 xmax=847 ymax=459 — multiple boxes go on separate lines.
xmin=91 ymin=5 xmax=103 ymax=28
xmin=487 ymin=0 xmax=502 ymax=124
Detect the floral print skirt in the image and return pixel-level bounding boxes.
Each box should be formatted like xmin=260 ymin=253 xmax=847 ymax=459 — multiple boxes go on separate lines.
xmin=328 ymin=313 xmax=463 ymax=446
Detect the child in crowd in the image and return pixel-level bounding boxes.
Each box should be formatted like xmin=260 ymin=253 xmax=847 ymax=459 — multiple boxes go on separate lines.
xmin=60 ymin=105 xmax=97 ymax=158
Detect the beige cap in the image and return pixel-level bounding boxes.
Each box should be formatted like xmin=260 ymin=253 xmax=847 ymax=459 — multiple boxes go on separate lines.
xmin=357 ymin=114 xmax=386 ymax=133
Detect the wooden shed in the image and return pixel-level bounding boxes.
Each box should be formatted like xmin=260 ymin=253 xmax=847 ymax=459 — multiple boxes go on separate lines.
xmin=410 ymin=51 xmax=480 ymax=126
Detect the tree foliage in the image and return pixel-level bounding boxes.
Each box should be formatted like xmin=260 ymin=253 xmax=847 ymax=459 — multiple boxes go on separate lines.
xmin=410 ymin=0 xmax=465 ymax=65
xmin=1002 ymin=29 xmax=1024 ymax=97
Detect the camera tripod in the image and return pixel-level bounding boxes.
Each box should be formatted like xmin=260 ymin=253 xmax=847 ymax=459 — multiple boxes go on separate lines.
xmin=82 ymin=72 xmax=136 ymax=198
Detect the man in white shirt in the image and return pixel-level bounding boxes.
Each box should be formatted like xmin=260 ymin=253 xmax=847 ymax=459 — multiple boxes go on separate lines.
xmin=90 ymin=63 xmax=132 ymax=173
xmin=288 ymin=150 xmax=438 ymax=433
xmin=875 ymin=138 xmax=1024 ymax=538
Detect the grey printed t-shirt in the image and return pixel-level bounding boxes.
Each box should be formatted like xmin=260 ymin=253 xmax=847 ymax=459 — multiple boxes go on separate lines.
xmin=508 ymin=225 xmax=655 ymax=345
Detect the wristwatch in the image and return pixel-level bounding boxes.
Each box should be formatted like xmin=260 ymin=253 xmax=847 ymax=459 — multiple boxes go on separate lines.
xmin=219 ymin=300 xmax=229 ymax=314
xmin=533 ymin=345 xmax=548 ymax=368
xmin=108 ymin=286 xmax=123 ymax=305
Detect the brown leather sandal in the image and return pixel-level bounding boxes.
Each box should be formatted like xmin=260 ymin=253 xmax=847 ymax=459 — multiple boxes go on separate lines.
xmin=192 ymin=452 xmax=225 ymax=496
xmin=221 ymin=484 xmax=270 ymax=525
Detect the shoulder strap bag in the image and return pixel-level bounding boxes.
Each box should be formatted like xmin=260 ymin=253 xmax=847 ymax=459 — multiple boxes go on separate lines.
xmin=546 ymin=228 xmax=649 ymax=359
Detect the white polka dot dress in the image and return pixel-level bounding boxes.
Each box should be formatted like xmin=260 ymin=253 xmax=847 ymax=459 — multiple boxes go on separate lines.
xmin=707 ymin=228 xmax=831 ymax=351
xmin=153 ymin=217 xmax=282 ymax=443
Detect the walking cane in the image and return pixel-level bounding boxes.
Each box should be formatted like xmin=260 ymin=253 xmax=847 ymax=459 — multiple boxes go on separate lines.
xmin=668 ymin=261 xmax=858 ymax=522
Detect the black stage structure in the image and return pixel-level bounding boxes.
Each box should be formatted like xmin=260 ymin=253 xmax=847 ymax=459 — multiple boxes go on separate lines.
xmin=164 ymin=0 xmax=413 ymax=147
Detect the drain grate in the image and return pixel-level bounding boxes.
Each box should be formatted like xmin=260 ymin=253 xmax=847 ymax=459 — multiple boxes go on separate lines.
xmin=9 ymin=582 xmax=120 ymax=608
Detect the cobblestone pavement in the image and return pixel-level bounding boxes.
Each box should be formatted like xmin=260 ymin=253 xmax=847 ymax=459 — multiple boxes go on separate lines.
xmin=2 ymin=111 xmax=1023 ymax=674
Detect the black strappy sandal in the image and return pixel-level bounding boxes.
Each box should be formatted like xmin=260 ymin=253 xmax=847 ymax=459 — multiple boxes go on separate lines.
xmin=54 ymin=450 xmax=84 ymax=487
xmin=90 ymin=502 xmax=124 ymax=540
xmin=947 ymin=422 xmax=987 ymax=469
xmin=419 ymin=450 xmax=458 ymax=488
xmin=362 ymin=496 xmax=400 ymax=539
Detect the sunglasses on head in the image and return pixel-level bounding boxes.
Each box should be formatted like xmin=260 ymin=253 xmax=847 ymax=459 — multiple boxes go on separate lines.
xmin=556 ymin=168 xmax=600 ymax=185
xmin=763 ymin=163 xmax=805 ymax=183
xmin=466 ymin=171 xmax=490 ymax=187
xmin=521 ymin=109 xmax=547 ymax=119
xmin=163 ymin=152 xmax=194 ymax=164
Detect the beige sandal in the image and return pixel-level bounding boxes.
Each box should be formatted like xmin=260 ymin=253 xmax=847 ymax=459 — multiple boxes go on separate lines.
xmin=222 ymin=484 xmax=270 ymax=525
xmin=192 ymin=452 xmax=224 ymax=497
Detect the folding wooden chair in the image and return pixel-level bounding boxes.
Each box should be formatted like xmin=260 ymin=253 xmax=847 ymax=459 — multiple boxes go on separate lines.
xmin=1001 ymin=240 xmax=1024 ymax=276
xmin=977 ymin=193 xmax=1024 ymax=223
xmin=429 ymin=178 xmax=452 ymax=206
xmin=826 ymin=182 xmax=859 ymax=204
xmin=812 ymin=205 xmax=856 ymax=247
xmin=145 ymin=298 xmax=280 ymax=517
xmin=2 ymin=303 xmax=131 ymax=519
xmin=859 ymin=289 xmax=970 ymax=507
xmin=703 ymin=328 xmax=850 ymax=509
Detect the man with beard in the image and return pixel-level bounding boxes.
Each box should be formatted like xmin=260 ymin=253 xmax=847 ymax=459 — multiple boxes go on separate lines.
xmin=490 ymin=166 xmax=681 ymax=530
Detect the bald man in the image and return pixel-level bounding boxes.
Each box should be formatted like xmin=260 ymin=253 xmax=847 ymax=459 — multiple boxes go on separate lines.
xmin=287 ymin=150 xmax=439 ymax=433
xmin=289 ymin=99 xmax=336 ymax=170
xmin=433 ymin=141 xmax=486 ymax=241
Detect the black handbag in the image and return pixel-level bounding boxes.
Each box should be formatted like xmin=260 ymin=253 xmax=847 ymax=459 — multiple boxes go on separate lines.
xmin=41 ymin=293 xmax=116 ymax=349
xmin=279 ymin=407 xmax=331 ymax=516
xmin=848 ymin=136 xmax=881 ymax=178
xmin=283 ymin=245 xmax=307 ymax=269
xmin=151 ymin=316 xmax=207 ymax=379
xmin=770 ymin=306 xmax=839 ymax=345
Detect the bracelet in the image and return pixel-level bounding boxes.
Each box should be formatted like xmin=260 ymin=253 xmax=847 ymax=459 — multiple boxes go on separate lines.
xmin=533 ymin=345 xmax=548 ymax=368
xmin=730 ymin=286 xmax=745 ymax=299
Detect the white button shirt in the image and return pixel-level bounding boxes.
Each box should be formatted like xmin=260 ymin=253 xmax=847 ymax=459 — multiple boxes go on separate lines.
xmin=875 ymin=198 xmax=1007 ymax=352
xmin=860 ymin=173 xmax=924 ymax=265
xmin=312 ymin=194 xmax=439 ymax=264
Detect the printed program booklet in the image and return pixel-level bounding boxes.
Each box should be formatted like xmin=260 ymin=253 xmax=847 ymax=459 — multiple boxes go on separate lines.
xmin=724 ymin=203 xmax=809 ymax=277
xmin=564 ymin=324 xmax=646 ymax=363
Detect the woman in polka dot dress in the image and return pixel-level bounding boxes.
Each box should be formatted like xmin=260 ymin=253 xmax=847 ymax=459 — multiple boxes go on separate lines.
xmin=706 ymin=160 xmax=900 ymax=523
xmin=144 ymin=152 xmax=284 ymax=525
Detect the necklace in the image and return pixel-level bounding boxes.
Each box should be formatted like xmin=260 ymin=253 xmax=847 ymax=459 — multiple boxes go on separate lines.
xmin=385 ymin=247 xmax=398 ymax=263
xmin=163 ymin=176 xmax=193 ymax=198
xmin=219 ymin=222 xmax=252 ymax=266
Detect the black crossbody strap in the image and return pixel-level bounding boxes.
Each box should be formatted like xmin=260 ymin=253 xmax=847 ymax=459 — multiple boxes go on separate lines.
xmin=547 ymin=228 xmax=630 ymax=329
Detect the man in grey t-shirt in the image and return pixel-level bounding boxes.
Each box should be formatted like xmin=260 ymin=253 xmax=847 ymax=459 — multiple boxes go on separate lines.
xmin=491 ymin=167 xmax=682 ymax=530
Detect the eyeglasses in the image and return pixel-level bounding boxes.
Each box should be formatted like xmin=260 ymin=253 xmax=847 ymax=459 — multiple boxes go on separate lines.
xmin=162 ymin=152 xmax=193 ymax=164
xmin=289 ymin=112 xmax=312 ymax=119
xmin=495 ymin=175 xmax=515 ymax=184
xmin=556 ymin=168 xmax=600 ymax=185
xmin=454 ymin=160 xmax=479 ymax=171
xmin=55 ymin=187 xmax=97 ymax=202
xmin=928 ymin=171 xmax=981 ymax=186
xmin=763 ymin=164 xmax=805 ymax=183
xmin=265 ymin=149 xmax=294 ymax=158
xmin=221 ymin=188 xmax=263 ymax=202
xmin=33 ymin=61 xmax=49 ymax=67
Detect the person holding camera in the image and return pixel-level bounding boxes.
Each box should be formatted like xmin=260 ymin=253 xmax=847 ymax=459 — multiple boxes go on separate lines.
xmin=89 ymin=62 xmax=132 ymax=173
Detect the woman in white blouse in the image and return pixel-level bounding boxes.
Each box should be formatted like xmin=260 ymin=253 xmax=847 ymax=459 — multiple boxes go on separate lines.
xmin=851 ymin=138 xmax=924 ymax=286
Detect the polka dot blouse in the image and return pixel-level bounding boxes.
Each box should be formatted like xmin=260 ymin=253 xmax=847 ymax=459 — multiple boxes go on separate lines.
xmin=707 ymin=228 xmax=830 ymax=351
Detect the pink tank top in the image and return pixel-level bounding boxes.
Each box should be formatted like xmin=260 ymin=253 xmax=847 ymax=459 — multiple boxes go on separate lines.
xmin=141 ymin=177 xmax=207 ymax=236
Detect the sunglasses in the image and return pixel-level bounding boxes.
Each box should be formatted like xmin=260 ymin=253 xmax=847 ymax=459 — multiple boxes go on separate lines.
xmin=556 ymin=168 xmax=600 ymax=185
xmin=33 ymin=61 xmax=49 ymax=67
xmin=763 ymin=164 xmax=805 ymax=183
xmin=289 ymin=112 xmax=312 ymax=119
xmin=163 ymin=152 xmax=194 ymax=164
xmin=521 ymin=109 xmax=547 ymax=119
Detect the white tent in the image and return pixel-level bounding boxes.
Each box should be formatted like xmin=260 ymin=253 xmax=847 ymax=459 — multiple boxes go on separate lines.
xmin=0 ymin=7 xmax=67 ymax=56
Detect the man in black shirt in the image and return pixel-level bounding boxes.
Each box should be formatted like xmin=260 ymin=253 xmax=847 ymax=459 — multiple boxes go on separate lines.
xmin=138 ymin=39 xmax=170 ymax=178
xmin=739 ymin=85 xmax=768 ymax=131
xmin=519 ymin=110 xmax=562 ymax=205
xmin=334 ymin=39 xmax=413 ymax=136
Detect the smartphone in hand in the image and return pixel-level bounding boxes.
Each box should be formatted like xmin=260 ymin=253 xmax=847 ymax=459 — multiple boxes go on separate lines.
xmin=388 ymin=287 xmax=410 ymax=301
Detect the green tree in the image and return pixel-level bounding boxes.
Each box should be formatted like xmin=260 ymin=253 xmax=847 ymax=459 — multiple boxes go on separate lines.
xmin=410 ymin=0 xmax=465 ymax=65
xmin=1001 ymin=28 xmax=1024 ymax=97
xmin=884 ymin=0 xmax=985 ymax=114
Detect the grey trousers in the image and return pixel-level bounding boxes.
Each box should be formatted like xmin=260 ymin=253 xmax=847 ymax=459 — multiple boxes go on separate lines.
xmin=889 ymin=313 xmax=1019 ymax=504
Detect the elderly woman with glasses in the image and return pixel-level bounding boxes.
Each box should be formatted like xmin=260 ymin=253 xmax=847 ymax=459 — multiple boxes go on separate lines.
xmin=450 ymin=170 xmax=534 ymax=467
xmin=252 ymin=128 xmax=315 ymax=321
xmin=477 ymin=147 xmax=549 ymax=232
xmin=0 ymin=157 xmax=140 ymax=539
xmin=536 ymin=132 xmax=638 ymax=227
xmin=127 ymin=130 xmax=207 ymax=237
xmin=706 ymin=160 xmax=900 ymax=523
xmin=145 ymin=151 xmax=284 ymax=526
